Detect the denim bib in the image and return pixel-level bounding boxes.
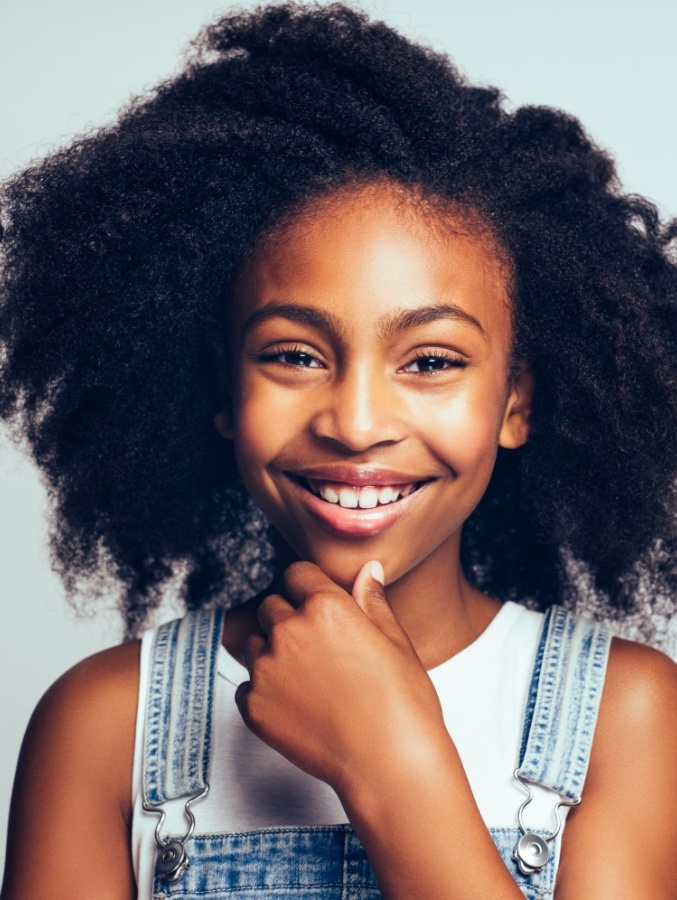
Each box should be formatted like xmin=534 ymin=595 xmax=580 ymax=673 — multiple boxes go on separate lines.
xmin=141 ymin=605 xmax=610 ymax=899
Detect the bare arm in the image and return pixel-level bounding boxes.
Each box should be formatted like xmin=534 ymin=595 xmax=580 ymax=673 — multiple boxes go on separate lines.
xmin=1 ymin=642 xmax=140 ymax=900
xmin=555 ymin=638 xmax=677 ymax=899
xmin=338 ymin=736 xmax=523 ymax=899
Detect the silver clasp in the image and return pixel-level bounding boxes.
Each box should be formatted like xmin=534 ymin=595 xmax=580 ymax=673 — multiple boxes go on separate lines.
xmin=143 ymin=783 xmax=210 ymax=882
xmin=512 ymin=769 xmax=580 ymax=876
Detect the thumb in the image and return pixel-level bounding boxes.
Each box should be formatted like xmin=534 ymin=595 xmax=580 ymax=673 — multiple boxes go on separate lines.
xmin=351 ymin=560 xmax=409 ymax=647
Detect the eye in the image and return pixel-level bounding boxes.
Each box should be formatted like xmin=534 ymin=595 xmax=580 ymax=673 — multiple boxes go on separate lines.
xmin=257 ymin=345 xmax=325 ymax=368
xmin=401 ymin=351 xmax=469 ymax=374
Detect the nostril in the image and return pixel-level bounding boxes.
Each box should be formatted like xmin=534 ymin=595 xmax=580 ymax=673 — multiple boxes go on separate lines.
xmin=309 ymin=403 xmax=406 ymax=452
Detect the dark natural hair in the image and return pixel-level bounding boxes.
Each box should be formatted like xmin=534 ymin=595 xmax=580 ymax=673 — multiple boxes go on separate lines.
xmin=1 ymin=3 xmax=676 ymax=638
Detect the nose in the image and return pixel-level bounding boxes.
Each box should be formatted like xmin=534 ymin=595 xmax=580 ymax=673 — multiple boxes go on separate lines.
xmin=309 ymin=364 xmax=407 ymax=452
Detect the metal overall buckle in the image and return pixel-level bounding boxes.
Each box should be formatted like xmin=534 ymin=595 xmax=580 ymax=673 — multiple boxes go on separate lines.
xmin=512 ymin=769 xmax=581 ymax=876
xmin=143 ymin=783 xmax=210 ymax=882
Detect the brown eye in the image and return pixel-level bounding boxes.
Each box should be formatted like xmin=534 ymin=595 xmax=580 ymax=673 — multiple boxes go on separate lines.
xmin=403 ymin=353 xmax=468 ymax=374
xmin=280 ymin=351 xmax=321 ymax=367
xmin=411 ymin=356 xmax=450 ymax=372
xmin=258 ymin=346 xmax=325 ymax=368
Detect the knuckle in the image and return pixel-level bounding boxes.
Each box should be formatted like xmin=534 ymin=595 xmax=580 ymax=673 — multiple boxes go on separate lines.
xmin=239 ymin=693 xmax=261 ymax=730
xmin=235 ymin=683 xmax=250 ymax=715
xmin=243 ymin=633 xmax=261 ymax=661
xmin=257 ymin=594 xmax=278 ymax=620
xmin=237 ymin=676 xmax=267 ymax=728
xmin=268 ymin=616 xmax=292 ymax=647
xmin=303 ymin=590 xmax=336 ymax=614
xmin=285 ymin=560 xmax=309 ymax=580
xmin=303 ymin=590 xmax=345 ymax=628
xmin=366 ymin=587 xmax=387 ymax=604
xmin=283 ymin=560 xmax=319 ymax=594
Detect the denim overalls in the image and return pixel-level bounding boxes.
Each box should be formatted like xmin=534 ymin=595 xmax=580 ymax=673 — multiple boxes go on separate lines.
xmin=140 ymin=605 xmax=611 ymax=899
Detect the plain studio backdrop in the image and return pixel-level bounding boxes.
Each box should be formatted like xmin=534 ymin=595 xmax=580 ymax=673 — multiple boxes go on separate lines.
xmin=1 ymin=0 xmax=676 ymax=874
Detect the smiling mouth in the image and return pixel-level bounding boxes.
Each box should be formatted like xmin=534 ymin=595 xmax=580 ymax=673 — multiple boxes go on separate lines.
xmin=300 ymin=477 xmax=424 ymax=509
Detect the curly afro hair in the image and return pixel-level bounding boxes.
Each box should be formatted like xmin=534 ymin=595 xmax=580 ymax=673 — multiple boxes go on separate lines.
xmin=1 ymin=3 xmax=677 ymax=638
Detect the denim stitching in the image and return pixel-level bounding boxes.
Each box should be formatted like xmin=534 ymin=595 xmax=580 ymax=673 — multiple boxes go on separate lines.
xmin=145 ymin=610 xmax=225 ymax=804
xmin=520 ymin=607 xmax=611 ymax=799
xmin=169 ymin=609 xmax=225 ymax=797
xmin=144 ymin=618 xmax=181 ymax=805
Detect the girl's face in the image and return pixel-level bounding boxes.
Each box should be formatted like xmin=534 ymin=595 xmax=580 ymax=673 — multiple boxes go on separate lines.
xmin=218 ymin=183 xmax=531 ymax=589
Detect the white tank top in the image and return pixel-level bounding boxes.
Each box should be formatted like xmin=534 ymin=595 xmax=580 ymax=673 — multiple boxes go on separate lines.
xmin=131 ymin=601 xmax=552 ymax=894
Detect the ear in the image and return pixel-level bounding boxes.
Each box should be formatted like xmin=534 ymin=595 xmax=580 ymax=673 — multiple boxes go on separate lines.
xmin=213 ymin=405 xmax=234 ymax=440
xmin=498 ymin=364 xmax=534 ymax=450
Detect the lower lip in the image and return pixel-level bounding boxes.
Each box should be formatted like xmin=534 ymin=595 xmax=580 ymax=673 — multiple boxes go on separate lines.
xmin=286 ymin=478 xmax=429 ymax=537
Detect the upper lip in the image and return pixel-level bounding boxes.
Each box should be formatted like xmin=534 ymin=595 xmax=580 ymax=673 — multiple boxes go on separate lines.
xmin=285 ymin=465 xmax=432 ymax=486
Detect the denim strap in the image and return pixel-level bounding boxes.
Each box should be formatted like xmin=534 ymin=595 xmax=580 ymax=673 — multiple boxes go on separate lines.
xmin=518 ymin=606 xmax=612 ymax=802
xmin=143 ymin=607 xmax=225 ymax=805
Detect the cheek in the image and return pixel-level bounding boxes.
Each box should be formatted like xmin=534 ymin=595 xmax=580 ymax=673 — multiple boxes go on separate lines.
xmin=230 ymin=379 xmax=304 ymax=491
xmin=424 ymin=384 xmax=507 ymax=476
xmin=231 ymin=383 xmax=277 ymax=473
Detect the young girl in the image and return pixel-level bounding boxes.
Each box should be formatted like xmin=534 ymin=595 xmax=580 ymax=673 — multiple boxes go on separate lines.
xmin=1 ymin=4 xmax=677 ymax=898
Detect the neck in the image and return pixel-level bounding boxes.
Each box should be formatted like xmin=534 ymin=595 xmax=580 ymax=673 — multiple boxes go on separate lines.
xmin=375 ymin=534 xmax=500 ymax=669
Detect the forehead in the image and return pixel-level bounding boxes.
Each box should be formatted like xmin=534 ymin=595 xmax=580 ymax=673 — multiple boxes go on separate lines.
xmin=232 ymin=183 xmax=513 ymax=337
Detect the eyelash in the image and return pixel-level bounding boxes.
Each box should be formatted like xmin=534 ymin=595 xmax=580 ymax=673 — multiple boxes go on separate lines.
xmin=404 ymin=350 xmax=469 ymax=374
xmin=256 ymin=345 xmax=325 ymax=368
xmin=255 ymin=345 xmax=469 ymax=373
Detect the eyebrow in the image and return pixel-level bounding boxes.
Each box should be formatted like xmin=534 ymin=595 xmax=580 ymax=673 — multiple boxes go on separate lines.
xmin=242 ymin=300 xmax=484 ymax=342
xmin=242 ymin=303 xmax=348 ymax=343
xmin=378 ymin=304 xmax=485 ymax=338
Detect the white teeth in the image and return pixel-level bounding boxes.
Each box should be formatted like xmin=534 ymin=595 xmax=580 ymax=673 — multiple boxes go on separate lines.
xmin=338 ymin=487 xmax=359 ymax=508
xmin=312 ymin=481 xmax=421 ymax=507
xmin=358 ymin=487 xmax=379 ymax=508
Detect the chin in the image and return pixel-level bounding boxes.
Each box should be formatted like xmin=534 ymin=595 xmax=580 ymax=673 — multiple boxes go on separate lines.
xmin=312 ymin=557 xmax=364 ymax=592
xmin=295 ymin=542 xmax=377 ymax=591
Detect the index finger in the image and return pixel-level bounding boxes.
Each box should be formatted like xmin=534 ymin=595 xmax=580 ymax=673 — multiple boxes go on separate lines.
xmin=282 ymin=560 xmax=349 ymax=607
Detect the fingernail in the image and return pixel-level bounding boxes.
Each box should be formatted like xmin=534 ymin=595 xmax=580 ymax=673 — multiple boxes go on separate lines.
xmin=370 ymin=560 xmax=385 ymax=585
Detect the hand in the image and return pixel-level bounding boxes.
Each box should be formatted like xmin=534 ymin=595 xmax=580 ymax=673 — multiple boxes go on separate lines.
xmin=234 ymin=560 xmax=449 ymax=801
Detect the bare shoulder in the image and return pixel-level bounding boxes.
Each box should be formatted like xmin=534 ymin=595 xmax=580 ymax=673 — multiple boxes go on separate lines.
xmin=567 ymin=635 xmax=677 ymax=799
xmin=598 ymin=636 xmax=677 ymax=745
xmin=588 ymin=635 xmax=677 ymax=803
xmin=556 ymin=637 xmax=677 ymax=899
xmin=23 ymin=640 xmax=141 ymax=805
xmin=2 ymin=642 xmax=141 ymax=900
xmin=607 ymin=633 xmax=677 ymax=688
xmin=32 ymin=639 xmax=141 ymax=736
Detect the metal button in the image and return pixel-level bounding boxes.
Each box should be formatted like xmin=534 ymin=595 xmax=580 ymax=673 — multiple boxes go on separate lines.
xmin=155 ymin=840 xmax=189 ymax=881
xmin=513 ymin=832 xmax=550 ymax=875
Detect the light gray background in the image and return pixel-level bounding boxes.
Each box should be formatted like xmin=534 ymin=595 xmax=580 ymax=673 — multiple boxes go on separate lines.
xmin=1 ymin=0 xmax=676 ymax=875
